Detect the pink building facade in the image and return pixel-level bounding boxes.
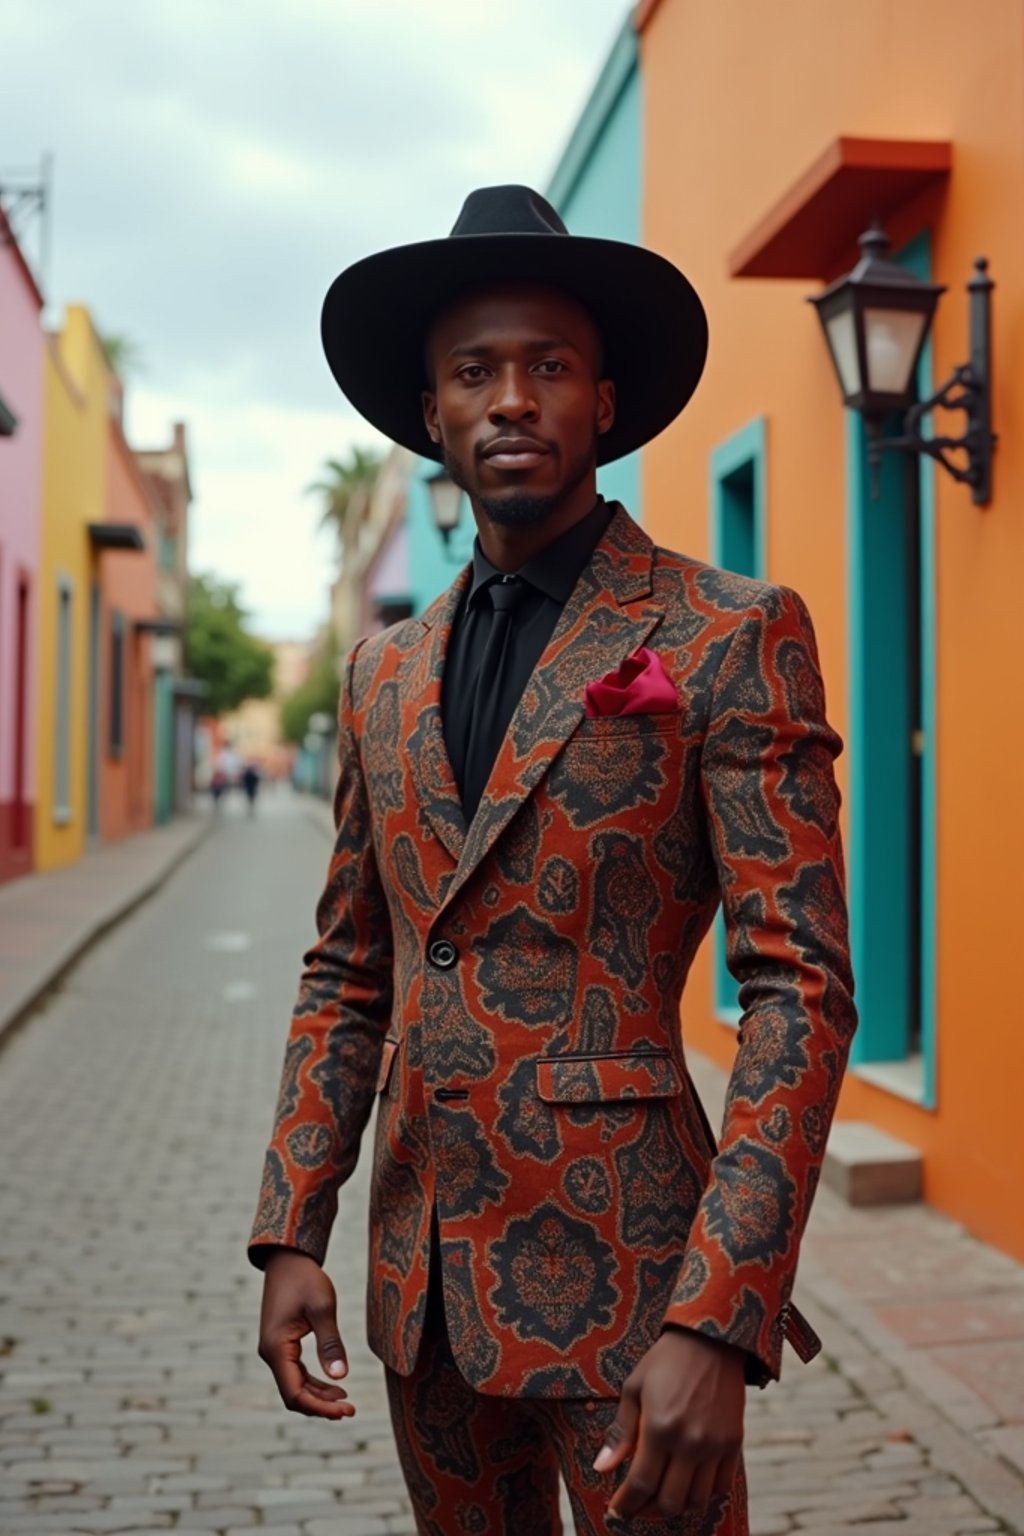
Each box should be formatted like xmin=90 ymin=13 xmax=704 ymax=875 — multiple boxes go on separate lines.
xmin=0 ymin=211 xmax=44 ymax=883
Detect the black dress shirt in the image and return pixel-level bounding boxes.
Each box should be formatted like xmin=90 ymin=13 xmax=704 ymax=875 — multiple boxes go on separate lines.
xmin=442 ymin=497 xmax=614 ymax=824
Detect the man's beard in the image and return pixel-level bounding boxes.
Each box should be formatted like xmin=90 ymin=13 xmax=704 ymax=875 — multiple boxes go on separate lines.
xmin=442 ymin=439 xmax=596 ymax=528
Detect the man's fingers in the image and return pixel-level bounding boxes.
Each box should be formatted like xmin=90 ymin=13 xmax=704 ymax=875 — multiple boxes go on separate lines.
xmin=644 ymin=1452 xmax=696 ymax=1521
xmin=271 ymin=1350 xmax=353 ymax=1419
xmin=607 ymin=1427 xmax=671 ymax=1521
xmin=684 ymin=1459 xmax=718 ymax=1513
xmin=260 ymin=1334 xmax=306 ymax=1410
xmin=302 ymin=1374 xmax=351 ymax=1404
xmin=261 ymin=1334 xmax=352 ymax=1419
xmin=713 ymin=1449 xmax=742 ymax=1499
xmin=284 ymin=1376 xmax=355 ymax=1420
xmin=312 ymin=1308 xmax=349 ymax=1380
xmin=593 ymin=1389 xmax=639 ymax=1473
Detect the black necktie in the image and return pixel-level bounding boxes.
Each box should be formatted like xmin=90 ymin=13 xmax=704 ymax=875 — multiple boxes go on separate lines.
xmin=461 ymin=576 xmax=525 ymax=823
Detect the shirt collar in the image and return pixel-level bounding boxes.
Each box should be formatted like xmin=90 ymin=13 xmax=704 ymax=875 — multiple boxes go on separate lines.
xmin=468 ymin=496 xmax=613 ymax=608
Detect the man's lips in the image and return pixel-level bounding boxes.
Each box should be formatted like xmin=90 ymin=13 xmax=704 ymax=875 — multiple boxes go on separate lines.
xmin=480 ymin=437 xmax=551 ymax=470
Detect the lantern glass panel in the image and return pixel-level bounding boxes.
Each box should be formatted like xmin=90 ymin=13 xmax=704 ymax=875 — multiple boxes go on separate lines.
xmin=151 ymin=634 xmax=178 ymax=671
xmin=825 ymin=307 xmax=861 ymax=399
xmin=863 ymin=307 xmax=928 ymax=397
xmin=427 ymin=474 xmax=464 ymax=532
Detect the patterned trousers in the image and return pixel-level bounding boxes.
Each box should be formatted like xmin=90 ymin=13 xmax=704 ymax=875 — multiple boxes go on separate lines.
xmin=383 ymin=1248 xmax=749 ymax=1536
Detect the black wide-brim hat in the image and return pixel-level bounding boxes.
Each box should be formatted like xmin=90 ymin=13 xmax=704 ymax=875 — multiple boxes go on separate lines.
xmin=321 ymin=185 xmax=708 ymax=466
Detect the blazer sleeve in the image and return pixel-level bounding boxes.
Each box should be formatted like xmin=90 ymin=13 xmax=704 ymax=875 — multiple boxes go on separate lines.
xmin=248 ymin=640 xmax=395 ymax=1269
xmin=662 ymin=583 xmax=857 ymax=1381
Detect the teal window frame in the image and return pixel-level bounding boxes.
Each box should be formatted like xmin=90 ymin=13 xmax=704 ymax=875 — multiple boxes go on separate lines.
xmin=109 ymin=609 xmax=125 ymax=759
xmin=708 ymin=417 xmax=767 ymax=1026
xmin=158 ymin=527 xmax=177 ymax=571
xmin=53 ymin=575 xmax=74 ymax=825
xmin=845 ymin=230 xmax=938 ymax=1109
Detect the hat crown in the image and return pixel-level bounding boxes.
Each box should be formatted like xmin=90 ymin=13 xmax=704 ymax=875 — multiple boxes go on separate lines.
xmin=449 ymin=184 xmax=568 ymax=240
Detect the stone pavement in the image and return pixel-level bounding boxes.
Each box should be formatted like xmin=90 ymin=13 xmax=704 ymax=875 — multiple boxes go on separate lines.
xmin=688 ymin=1060 xmax=1024 ymax=1536
xmin=0 ymin=789 xmax=1021 ymax=1535
xmin=0 ymin=812 xmax=210 ymax=1049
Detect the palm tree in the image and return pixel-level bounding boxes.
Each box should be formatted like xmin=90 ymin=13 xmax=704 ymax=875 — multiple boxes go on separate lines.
xmin=99 ymin=332 xmax=144 ymax=379
xmin=306 ymin=447 xmax=383 ymax=550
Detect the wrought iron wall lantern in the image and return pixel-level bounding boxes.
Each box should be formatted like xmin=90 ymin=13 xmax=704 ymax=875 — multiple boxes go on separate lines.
xmin=425 ymin=464 xmax=466 ymax=554
xmin=808 ymin=224 xmax=995 ymax=505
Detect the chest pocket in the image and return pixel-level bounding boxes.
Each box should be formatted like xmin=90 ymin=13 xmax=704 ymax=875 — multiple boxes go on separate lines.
xmin=536 ymin=1050 xmax=682 ymax=1104
xmin=546 ymin=718 xmax=684 ymax=828
xmin=566 ymin=712 xmax=682 ymax=745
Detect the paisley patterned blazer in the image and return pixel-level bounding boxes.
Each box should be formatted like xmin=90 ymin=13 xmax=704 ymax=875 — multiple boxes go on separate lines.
xmin=250 ymin=505 xmax=856 ymax=1398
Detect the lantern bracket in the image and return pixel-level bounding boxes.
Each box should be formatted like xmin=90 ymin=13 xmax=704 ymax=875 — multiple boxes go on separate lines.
xmin=867 ymin=257 xmax=995 ymax=505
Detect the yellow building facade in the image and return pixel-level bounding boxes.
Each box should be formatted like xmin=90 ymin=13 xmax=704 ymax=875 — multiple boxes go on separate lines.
xmin=35 ymin=308 xmax=108 ymax=871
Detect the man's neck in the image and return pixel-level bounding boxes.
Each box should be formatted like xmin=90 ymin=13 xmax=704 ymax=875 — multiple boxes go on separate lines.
xmin=471 ymin=476 xmax=600 ymax=573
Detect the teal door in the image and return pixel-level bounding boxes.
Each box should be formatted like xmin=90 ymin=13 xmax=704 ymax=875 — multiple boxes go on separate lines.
xmin=846 ymin=232 xmax=937 ymax=1105
xmin=87 ymin=581 xmax=100 ymax=839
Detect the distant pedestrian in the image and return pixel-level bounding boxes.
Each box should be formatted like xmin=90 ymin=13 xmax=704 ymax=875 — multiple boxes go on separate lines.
xmin=241 ymin=762 xmax=261 ymax=815
xmin=211 ymin=744 xmax=240 ymax=811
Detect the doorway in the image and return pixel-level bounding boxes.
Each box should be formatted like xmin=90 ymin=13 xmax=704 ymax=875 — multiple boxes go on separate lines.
xmin=12 ymin=575 xmax=30 ymax=854
xmin=846 ymin=231 xmax=937 ymax=1105
xmin=87 ymin=581 xmax=100 ymax=840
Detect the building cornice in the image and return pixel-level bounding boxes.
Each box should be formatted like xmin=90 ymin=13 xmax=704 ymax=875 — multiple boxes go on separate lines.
xmin=546 ymin=12 xmax=638 ymax=209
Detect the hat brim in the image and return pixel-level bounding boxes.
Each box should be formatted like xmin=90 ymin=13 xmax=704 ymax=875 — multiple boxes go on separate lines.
xmin=320 ymin=233 xmax=708 ymax=466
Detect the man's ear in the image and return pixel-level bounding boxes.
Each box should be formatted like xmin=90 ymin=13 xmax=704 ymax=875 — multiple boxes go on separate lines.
xmin=422 ymin=390 xmax=441 ymax=445
xmin=596 ymin=378 xmax=616 ymax=439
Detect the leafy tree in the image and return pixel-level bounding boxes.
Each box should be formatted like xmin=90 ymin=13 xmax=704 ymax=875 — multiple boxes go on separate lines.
xmin=280 ymin=637 xmax=341 ymax=746
xmin=99 ymin=332 xmax=144 ymax=379
xmin=306 ymin=446 xmax=383 ymax=548
xmin=184 ymin=574 xmax=274 ymax=717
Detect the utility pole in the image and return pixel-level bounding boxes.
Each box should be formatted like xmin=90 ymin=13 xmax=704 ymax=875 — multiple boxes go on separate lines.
xmin=0 ymin=152 xmax=53 ymax=296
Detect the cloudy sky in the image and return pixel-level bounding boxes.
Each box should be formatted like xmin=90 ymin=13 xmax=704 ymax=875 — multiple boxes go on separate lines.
xmin=1 ymin=0 xmax=630 ymax=638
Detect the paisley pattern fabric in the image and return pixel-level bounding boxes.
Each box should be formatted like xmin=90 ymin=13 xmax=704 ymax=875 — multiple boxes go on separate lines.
xmin=249 ymin=504 xmax=856 ymax=1400
xmin=386 ymin=1283 xmax=749 ymax=1536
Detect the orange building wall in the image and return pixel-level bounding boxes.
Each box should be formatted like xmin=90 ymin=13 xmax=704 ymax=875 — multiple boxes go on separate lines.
xmin=639 ymin=0 xmax=1024 ymax=1258
xmin=99 ymin=420 xmax=157 ymax=840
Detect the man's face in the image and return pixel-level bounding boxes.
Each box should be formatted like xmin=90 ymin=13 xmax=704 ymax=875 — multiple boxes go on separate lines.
xmin=422 ymin=284 xmax=616 ymax=527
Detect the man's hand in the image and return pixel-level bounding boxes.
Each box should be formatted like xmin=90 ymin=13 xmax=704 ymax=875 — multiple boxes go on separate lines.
xmin=594 ymin=1327 xmax=745 ymax=1521
xmin=257 ymin=1248 xmax=355 ymax=1420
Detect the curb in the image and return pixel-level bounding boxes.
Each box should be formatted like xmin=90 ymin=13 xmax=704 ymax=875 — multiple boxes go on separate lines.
xmin=0 ymin=814 xmax=213 ymax=1054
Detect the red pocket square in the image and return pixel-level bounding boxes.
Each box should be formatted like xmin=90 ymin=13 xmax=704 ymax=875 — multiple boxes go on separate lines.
xmin=584 ymin=647 xmax=680 ymax=718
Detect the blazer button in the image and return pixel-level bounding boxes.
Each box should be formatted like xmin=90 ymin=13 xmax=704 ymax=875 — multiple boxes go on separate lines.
xmin=428 ymin=938 xmax=458 ymax=970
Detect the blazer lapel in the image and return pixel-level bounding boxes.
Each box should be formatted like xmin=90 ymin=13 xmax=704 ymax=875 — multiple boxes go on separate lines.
xmin=441 ymin=506 xmax=664 ymax=914
xmin=402 ymin=567 xmax=470 ymax=863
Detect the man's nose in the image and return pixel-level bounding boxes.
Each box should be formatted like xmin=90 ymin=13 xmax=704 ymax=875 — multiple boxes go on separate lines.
xmin=487 ymin=365 xmax=539 ymax=423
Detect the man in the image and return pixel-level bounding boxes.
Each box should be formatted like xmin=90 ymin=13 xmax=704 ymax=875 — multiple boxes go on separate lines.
xmin=250 ymin=186 xmax=856 ymax=1534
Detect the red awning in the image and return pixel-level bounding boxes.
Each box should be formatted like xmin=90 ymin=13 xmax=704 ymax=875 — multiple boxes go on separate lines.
xmin=729 ymin=137 xmax=952 ymax=281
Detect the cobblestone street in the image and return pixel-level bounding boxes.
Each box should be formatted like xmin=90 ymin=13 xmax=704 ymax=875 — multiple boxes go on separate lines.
xmin=1 ymin=794 xmax=1022 ymax=1535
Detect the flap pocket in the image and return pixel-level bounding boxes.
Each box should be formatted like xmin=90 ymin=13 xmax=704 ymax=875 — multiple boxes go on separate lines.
xmin=571 ymin=713 xmax=681 ymax=741
xmin=537 ymin=1051 xmax=682 ymax=1104
xmin=375 ymin=1037 xmax=399 ymax=1094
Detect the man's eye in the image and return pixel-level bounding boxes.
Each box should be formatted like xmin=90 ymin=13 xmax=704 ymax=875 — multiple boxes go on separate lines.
xmin=536 ymin=359 xmax=567 ymax=375
xmin=457 ymin=365 xmax=488 ymax=381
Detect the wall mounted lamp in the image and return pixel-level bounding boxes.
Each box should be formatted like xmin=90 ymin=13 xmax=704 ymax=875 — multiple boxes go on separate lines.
xmin=808 ymin=224 xmax=995 ymax=505
xmin=425 ymin=465 xmax=465 ymax=552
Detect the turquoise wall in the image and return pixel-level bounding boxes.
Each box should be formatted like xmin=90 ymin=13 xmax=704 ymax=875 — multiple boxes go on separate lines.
xmin=548 ymin=16 xmax=643 ymax=518
xmin=405 ymin=461 xmax=475 ymax=618
xmin=707 ymin=418 xmax=768 ymax=1028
